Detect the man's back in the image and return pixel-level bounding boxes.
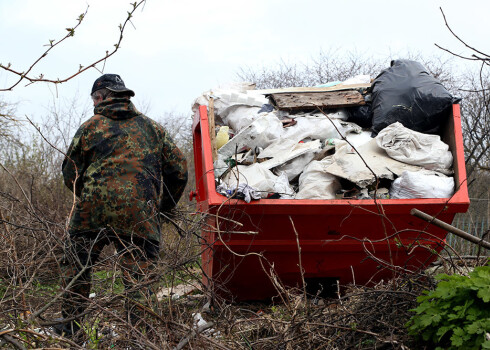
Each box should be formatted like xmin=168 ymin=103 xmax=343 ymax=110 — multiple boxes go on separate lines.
xmin=62 ymin=97 xmax=188 ymax=242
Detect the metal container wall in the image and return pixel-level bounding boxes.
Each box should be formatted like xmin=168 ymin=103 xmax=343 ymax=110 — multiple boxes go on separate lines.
xmin=192 ymin=104 xmax=470 ymax=300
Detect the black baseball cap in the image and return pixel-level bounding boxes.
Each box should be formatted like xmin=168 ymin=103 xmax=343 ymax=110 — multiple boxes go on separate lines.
xmin=91 ymin=74 xmax=135 ymax=97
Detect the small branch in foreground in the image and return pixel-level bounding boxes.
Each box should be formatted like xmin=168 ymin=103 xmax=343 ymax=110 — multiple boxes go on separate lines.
xmin=0 ymin=1 xmax=146 ymax=91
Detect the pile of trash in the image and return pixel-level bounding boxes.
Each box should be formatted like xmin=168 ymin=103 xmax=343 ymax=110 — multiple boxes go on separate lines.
xmin=192 ymin=60 xmax=458 ymax=202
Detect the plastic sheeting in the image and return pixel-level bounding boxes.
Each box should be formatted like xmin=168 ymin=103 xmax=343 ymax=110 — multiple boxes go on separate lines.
xmin=390 ymin=170 xmax=455 ymax=199
xmin=376 ymin=122 xmax=453 ymax=171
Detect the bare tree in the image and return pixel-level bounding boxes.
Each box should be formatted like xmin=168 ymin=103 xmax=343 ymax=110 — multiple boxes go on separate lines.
xmin=237 ymin=49 xmax=383 ymax=89
xmin=434 ymin=8 xmax=490 ymax=223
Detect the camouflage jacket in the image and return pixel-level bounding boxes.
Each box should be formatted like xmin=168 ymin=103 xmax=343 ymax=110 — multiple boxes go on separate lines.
xmin=62 ymin=97 xmax=188 ymax=242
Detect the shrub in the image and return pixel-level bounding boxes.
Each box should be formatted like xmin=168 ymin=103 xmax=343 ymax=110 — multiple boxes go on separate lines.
xmin=407 ymin=263 xmax=490 ymax=349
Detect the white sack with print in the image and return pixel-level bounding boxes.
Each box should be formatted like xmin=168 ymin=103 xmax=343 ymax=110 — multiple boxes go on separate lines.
xmin=376 ymin=122 xmax=453 ymax=170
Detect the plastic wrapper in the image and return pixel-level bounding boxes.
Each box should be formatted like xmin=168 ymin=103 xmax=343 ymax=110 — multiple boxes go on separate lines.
xmin=216 ymin=183 xmax=261 ymax=203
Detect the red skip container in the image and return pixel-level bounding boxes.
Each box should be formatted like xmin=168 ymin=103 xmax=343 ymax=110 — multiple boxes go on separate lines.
xmin=191 ymin=104 xmax=469 ymax=301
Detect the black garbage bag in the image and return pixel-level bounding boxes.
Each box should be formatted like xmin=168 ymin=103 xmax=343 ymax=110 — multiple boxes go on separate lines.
xmin=347 ymin=105 xmax=372 ymax=128
xmin=371 ymin=59 xmax=457 ymax=135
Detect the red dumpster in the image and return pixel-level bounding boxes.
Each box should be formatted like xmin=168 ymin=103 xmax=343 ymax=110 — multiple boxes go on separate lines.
xmin=191 ymin=103 xmax=469 ymax=301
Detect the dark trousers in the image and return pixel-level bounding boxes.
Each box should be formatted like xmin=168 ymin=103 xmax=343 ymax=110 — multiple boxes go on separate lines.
xmin=61 ymin=230 xmax=159 ymax=326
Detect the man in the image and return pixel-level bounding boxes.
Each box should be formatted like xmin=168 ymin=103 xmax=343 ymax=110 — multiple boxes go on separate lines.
xmin=56 ymin=74 xmax=188 ymax=336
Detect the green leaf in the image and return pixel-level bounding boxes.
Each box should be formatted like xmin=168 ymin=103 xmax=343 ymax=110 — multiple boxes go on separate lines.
xmin=451 ymin=327 xmax=465 ymax=347
xmin=467 ymin=321 xmax=484 ymax=335
xmin=436 ymin=325 xmax=451 ymax=341
xmin=478 ymin=287 xmax=490 ymax=302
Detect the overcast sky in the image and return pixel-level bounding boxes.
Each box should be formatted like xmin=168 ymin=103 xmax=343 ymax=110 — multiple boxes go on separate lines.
xmin=0 ymin=0 xmax=488 ymax=123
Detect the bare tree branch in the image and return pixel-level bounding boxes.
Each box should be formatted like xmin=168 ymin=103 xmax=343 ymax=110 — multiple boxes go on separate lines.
xmin=0 ymin=1 xmax=146 ymax=91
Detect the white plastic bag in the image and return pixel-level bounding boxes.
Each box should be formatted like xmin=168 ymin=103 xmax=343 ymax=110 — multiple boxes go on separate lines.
xmin=389 ymin=170 xmax=455 ymax=199
xmin=273 ymin=172 xmax=295 ymax=199
xmin=376 ymin=122 xmax=453 ymax=170
xmin=257 ymin=139 xmax=298 ymax=159
xmin=220 ymin=105 xmax=262 ymax=132
xmin=222 ymin=164 xmax=295 ymax=199
xmin=222 ymin=163 xmax=277 ymax=198
xmin=218 ymin=112 xmax=283 ymax=158
xmin=296 ymin=157 xmax=341 ymax=199
xmin=281 ymin=114 xmax=360 ymax=142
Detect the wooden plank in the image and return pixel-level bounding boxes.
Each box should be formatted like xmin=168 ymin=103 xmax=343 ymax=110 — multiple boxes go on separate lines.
xmin=208 ymin=97 xmax=218 ymax=161
xmin=256 ymin=83 xmax=371 ymax=95
xmin=269 ymin=90 xmax=365 ymax=110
